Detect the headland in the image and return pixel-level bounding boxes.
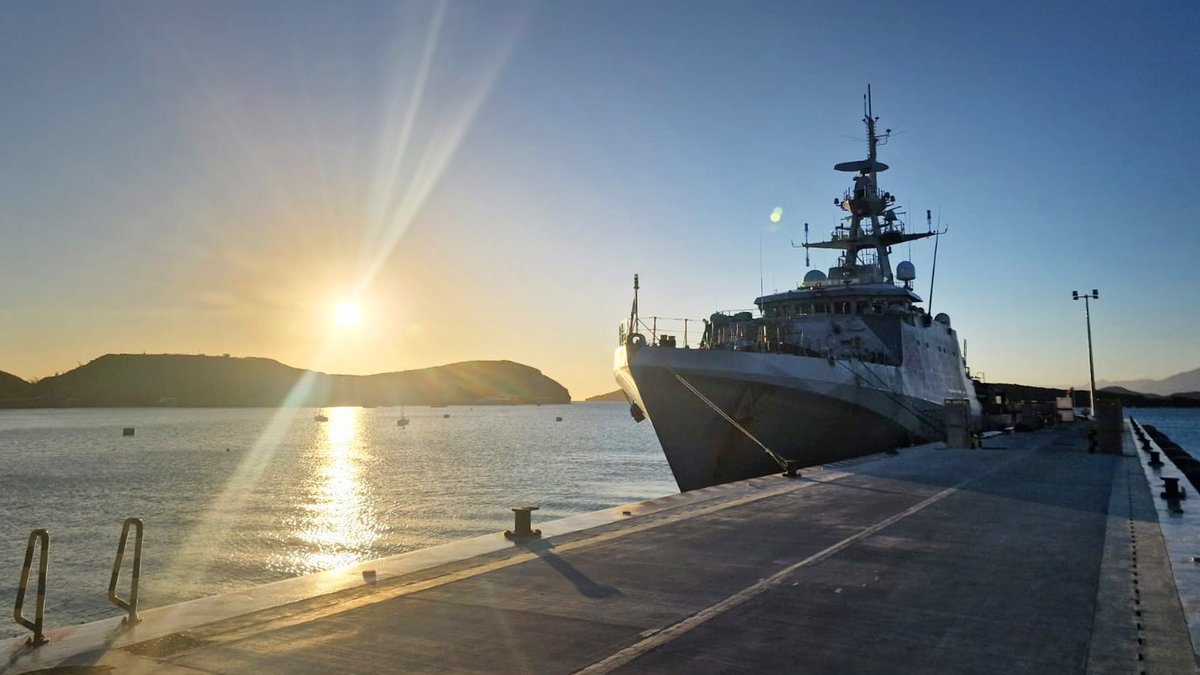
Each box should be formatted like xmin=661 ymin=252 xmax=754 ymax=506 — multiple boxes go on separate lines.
xmin=0 ymin=354 xmax=571 ymax=408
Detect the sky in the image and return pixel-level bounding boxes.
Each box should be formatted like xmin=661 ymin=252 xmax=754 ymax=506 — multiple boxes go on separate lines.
xmin=1 ymin=0 xmax=1198 ymax=400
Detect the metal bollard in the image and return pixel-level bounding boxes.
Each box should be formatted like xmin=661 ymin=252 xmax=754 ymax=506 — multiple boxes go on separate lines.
xmin=108 ymin=518 xmax=144 ymax=625
xmin=1149 ymin=451 xmax=1164 ymax=468
xmin=1161 ymin=477 xmax=1187 ymax=501
xmin=505 ymin=506 xmax=541 ymax=540
xmin=14 ymin=529 xmax=50 ymax=646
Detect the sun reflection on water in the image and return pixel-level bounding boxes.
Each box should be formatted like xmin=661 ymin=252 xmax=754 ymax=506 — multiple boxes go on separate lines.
xmin=292 ymin=406 xmax=378 ymax=573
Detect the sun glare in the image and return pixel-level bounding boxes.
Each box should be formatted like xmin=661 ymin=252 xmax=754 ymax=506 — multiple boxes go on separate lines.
xmin=333 ymin=301 xmax=362 ymax=327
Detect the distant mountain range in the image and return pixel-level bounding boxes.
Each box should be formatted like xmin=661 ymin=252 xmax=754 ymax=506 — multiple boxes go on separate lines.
xmin=0 ymin=354 xmax=570 ymax=408
xmin=1095 ymin=366 xmax=1200 ymax=397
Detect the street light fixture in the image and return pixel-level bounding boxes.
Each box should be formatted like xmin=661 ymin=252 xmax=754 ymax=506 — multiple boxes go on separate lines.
xmin=1072 ymin=289 xmax=1099 ymax=418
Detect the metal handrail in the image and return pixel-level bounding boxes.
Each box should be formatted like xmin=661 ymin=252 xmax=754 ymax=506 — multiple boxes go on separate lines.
xmin=14 ymin=529 xmax=49 ymax=646
xmin=108 ymin=517 xmax=144 ymax=625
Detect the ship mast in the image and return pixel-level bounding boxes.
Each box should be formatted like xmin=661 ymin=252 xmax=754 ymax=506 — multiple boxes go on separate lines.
xmin=862 ymin=86 xmax=890 ymax=280
xmin=805 ymin=85 xmax=934 ymax=285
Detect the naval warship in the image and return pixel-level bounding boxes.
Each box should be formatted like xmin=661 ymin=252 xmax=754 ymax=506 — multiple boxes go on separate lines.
xmin=614 ymin=89 xmax=981 ymax=492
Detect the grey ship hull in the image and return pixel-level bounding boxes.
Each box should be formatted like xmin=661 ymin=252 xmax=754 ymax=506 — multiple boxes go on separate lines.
xmin=615 ymin=344 xmax=976 ymax=492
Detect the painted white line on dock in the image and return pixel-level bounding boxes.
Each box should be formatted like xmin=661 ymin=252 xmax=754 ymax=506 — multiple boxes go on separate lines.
xmin=575 ymin=474 xmax=982 ymax=674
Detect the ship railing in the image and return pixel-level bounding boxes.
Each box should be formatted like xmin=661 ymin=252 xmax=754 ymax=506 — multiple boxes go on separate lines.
xmin=839 ymin=185 xmax=898 ymax=207
xmin=825 ymin=221 xmax=908 ymax=242
xmin=618 ymin=316 xmax=712 ymax=349
xmin=618 ymin=314 xmax=902 ymax=365
xmin=826 ymin=226 xmax=854 ymax=241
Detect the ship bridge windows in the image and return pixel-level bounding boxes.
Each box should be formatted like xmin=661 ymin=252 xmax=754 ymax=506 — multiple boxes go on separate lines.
xmin=764 ymin=302 xmax=824 ymax=318
xmin=792 ymin=298 xmax=886 ymax=315
xmin=762 ymin=299 xmax=918 ymax=316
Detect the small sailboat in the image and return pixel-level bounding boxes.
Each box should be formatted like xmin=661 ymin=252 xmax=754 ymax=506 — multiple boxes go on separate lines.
xmin=397 ymin=406 xmax=410 ymax=428
xmin=314 ymin=409 xmax=329 ymax=422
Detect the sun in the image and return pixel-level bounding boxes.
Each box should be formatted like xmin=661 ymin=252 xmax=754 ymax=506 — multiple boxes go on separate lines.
xmin=333 ymin=301 xmax=362 ymax=327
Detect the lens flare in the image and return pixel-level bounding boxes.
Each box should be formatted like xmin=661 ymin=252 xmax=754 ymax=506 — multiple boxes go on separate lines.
xmin=770 ymin=207 xmax=783 ymax=223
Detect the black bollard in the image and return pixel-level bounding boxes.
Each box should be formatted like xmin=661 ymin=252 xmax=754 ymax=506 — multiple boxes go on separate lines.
xmin=505 ymin=506 xmax=542 ymax=540
xmin=1161 ymin=477 xmax=1187 ymax=501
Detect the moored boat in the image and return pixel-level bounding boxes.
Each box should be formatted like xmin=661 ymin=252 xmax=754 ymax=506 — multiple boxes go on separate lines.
xmin=614 ymin=88 xmax=981 ymax=492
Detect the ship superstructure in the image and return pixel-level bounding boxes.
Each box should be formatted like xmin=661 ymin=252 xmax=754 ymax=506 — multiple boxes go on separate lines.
xmin=614 ymin=89 xmax=980 ymax=492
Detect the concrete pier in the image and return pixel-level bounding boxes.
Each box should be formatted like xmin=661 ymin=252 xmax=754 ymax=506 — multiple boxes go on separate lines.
xmin=4 ymin=423 xmax=1198 ymax=673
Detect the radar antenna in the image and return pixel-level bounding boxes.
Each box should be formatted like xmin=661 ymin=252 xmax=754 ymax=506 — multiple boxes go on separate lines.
xmin=789 ymin=222 xmax=811 ymax=268
xmin=794 ymin=87 xmax=940 ymax=287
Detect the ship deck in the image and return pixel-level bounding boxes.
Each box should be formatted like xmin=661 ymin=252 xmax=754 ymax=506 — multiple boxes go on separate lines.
xmin=4 ymin=422 xmax=1198 ymax=673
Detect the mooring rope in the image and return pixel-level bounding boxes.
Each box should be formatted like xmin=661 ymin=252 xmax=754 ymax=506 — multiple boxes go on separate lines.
xmin=670 ymin=370 xmax=791 ymax=471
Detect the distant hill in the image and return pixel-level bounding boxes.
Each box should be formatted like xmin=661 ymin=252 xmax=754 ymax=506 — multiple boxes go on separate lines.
xmin=2 ymin=354 xmax=570 ymax=408
xmin=585 ymin=389 xmax=628 ymax=402
xmin=980 ymin=381 xmax=1200 ymax=409
xmin=1098 ymin=385 xmax=1154 ymax=397
xmin=0 ymin=370 xmax=35 ymax=405
xmin=1096 ymin=366 xmax=1200 ymax=396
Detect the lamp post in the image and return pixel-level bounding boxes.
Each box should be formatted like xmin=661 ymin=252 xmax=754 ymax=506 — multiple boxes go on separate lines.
xmin=1072 ymin=289 xmax=1099 ymax=418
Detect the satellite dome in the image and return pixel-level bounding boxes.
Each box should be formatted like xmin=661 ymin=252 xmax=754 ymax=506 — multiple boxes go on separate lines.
xmin=896 ymin=261 xmax=916 ymax=282
xmin=803 ymin=270 xmax=827 ymax=286
xmin=934 ymin=313 xmax=951 ymax=326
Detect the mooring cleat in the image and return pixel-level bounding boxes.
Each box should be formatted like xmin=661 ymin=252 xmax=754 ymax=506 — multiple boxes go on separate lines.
xmin=1160 ymin=477 xmax=1186 ymax=501
xmin=505 ymin=505 xmax=542 ymax=540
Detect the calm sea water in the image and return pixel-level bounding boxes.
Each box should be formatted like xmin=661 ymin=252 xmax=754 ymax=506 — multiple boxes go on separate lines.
xmin=1127 ymin=408 xmax=1200 ymax=458
xmin=0 ymin=403 xmax=672 ymax=637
